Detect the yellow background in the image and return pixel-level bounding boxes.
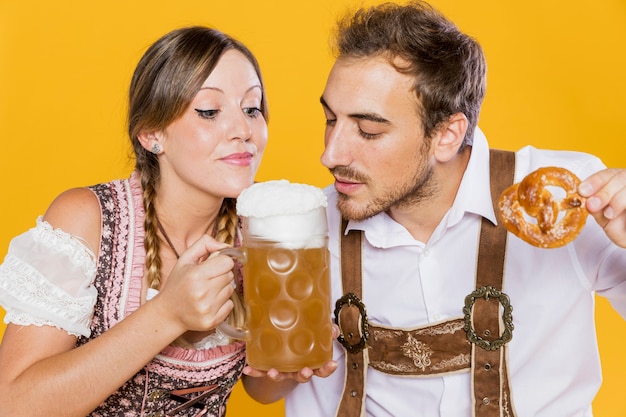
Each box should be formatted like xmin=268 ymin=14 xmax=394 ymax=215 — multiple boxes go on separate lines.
xmin=1 ymin=0 xmax=625 ymax=415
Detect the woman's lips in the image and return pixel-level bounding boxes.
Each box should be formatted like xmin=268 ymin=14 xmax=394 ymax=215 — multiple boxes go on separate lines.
xmin=221 ymin=152 xmax=254 ymax=166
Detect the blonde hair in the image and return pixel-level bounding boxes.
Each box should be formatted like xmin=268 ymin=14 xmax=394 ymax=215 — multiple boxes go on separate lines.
xmin=214 ymin=198 xmax=245 ymax=330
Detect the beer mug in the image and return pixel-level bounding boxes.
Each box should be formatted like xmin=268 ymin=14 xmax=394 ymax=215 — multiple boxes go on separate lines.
xmin=218 ymin=180 xmax=333 ymax=372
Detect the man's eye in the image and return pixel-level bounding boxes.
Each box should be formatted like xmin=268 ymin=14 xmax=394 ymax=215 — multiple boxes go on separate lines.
xmin=358 ymin=128 xmax=380 ymax=140
xmin=325 ymin=118 xmax=337 ymax=126
xmin=194 ymin=109 xmax=219 ymax=119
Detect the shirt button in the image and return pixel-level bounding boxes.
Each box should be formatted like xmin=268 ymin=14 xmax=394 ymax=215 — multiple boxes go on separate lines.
xmin=482 ymin=397 xmax=490 ymax=405
xmin=351 ymin=390 xmax=358 ymax=397
xmin=432 ymin=313 xmax=442 ymax=321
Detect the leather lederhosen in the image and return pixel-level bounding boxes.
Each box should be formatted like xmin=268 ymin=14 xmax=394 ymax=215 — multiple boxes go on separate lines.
xmin=334 ymin=149 xmax=517 ymax=417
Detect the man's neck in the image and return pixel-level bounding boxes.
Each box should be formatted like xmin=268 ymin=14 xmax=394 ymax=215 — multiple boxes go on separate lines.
xmin=387 ymin=146 xmax=471 ymax=243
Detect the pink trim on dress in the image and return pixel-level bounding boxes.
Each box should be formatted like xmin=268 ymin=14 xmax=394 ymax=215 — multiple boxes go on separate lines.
xmin=124 ymin=172 xmax=145 ymax=318
xmin=123 ymin=173 xmax=246 ymax=380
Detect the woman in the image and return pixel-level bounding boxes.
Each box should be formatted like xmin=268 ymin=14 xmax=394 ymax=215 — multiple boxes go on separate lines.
xmin=0 ymin=26 xmax=268 ymax=416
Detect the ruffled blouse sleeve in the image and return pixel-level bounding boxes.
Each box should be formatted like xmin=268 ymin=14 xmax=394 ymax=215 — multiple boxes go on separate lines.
xmin=0 ymin=217 xmax=98 ymax=337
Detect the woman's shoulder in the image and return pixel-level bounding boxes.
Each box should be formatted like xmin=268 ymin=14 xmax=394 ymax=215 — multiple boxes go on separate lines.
xmin=42 ymin=187 xmax=102 ymax=256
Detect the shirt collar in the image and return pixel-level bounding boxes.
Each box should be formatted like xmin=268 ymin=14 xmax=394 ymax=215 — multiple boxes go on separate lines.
xmin=448 ymin=127 xmax=497 ymax=227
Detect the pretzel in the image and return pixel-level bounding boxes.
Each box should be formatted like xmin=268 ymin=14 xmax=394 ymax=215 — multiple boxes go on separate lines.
xmin=498 ymin=166 xmax=588 ymax=248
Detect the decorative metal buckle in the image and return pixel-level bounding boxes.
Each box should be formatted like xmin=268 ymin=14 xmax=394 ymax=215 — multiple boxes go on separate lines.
xmin=334 ymin=292 xmax=369 ymax=354
xmin=463 ymin=285 xmax=514 ymax=351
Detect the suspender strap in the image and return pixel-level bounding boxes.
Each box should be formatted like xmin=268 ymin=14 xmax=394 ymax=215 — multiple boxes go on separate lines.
xmin=466 ymin=149 xmax=516 ymax=416
xmin=334 ymin=218 xmax=368 ymax=417
xmin=335 ymin=149 xmax=517 ymax=417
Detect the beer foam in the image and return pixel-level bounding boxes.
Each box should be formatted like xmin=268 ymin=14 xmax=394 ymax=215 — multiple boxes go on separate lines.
xmin=237 ymin=180 xmax=328 ymax=247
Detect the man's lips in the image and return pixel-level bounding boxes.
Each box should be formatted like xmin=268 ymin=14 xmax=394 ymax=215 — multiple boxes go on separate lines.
xmin=221 ymin=152 xmax=254 ymax=166
xmin=334 ymin=176 xmax=362 ymax=194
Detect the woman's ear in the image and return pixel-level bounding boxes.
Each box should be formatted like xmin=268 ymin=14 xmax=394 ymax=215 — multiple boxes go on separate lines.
xmin=138 ymin=131 xmax=163 ymax=155
xmin=433 ymin=112 xmax=468 ymax=163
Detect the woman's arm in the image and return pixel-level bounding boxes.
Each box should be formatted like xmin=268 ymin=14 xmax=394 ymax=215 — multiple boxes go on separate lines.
xmin=0 ymin=188 xmax=237 ymax=417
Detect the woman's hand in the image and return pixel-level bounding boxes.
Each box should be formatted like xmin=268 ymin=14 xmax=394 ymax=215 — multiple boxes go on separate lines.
xmin=153 ymin=234 xmax=237 ymax=333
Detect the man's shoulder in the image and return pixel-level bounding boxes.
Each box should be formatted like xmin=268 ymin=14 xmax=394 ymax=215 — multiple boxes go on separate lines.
xmin=514 ymin=145 xmax=605 ymax=179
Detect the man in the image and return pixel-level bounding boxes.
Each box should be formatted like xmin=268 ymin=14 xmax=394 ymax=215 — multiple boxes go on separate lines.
xmin=243 ymin=2 xmax=626 ymax=415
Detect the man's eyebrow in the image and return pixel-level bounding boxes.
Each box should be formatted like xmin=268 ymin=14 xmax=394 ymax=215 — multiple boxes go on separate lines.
xmin=319 ymin=96 xmax=390 ymax=124
xmin=350 ymin=113 xmax=390 ymax=124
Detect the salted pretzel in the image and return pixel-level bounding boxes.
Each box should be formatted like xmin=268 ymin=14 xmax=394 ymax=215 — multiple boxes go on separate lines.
xmin=498 ymin=166 xmax=588 ymax=248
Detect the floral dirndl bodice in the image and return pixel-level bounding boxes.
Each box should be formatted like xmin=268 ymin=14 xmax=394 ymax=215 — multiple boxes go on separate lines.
xmin=77 ymin=172 xmax=245 ymax=417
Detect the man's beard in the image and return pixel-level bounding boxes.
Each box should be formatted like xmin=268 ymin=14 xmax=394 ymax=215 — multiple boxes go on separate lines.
xmin=332 ymin=161 xmax=437 ymax=221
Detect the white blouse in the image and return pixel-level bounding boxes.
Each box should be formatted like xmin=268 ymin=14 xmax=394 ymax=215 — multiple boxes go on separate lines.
xmin=0 ymin=217 xmax=97 ymax=337
xmin=286 ymin=129 xmax=626 ymax=416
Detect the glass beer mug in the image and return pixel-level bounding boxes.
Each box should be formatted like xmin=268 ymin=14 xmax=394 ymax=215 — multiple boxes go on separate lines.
xmin=218 ymin=180 xmax=333 ymax=372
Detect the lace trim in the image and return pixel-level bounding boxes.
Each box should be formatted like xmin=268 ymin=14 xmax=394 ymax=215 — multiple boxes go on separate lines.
xmin=34 ymin=217 xmax=96 ymax=276
xmin=123 ymin=173 xmax=145 ymax=318
xmin=150 ymin=344 xmax=246 ymax=382
xmin=160 ymin=339 xmax=246 ymax=363
xmin=0 ymin=218 xmax=97 ymax=336
xmin=0 ymin=254 xmax=97 ymax=337
xmin=3 ymin=311 xmax=84 ymax=337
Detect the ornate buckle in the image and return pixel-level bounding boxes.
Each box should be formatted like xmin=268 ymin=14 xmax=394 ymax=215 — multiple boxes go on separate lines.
xmin=334 ymin=293 xmax=369 ymax=354
xmin=463 ymin=285 xmax=514 ymax=351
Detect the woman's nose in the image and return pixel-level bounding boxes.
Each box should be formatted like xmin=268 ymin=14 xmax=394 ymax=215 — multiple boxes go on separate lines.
xmin=229 ymin=110 xmax=253 ymax=141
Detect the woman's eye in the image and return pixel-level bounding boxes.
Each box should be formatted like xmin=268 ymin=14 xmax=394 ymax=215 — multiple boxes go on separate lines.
xmin=243 ymin=107 xmax=262 ymax=118
xmin=194 ymin=109 xmax=219 ymax=119
xmin=325 ymin=118 xmax=337 ymax=126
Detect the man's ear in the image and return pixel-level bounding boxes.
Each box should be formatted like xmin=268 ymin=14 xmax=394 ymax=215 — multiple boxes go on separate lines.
xmin=137 ymin=130 xmax=163 ymax=154
xmin=432 ymin=112 xmax=468 ymax=163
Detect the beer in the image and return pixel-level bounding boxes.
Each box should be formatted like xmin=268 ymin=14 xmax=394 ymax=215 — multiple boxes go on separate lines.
xmin=243 ymin=241 xmax=332 ymax=371
xmin=234 ymin=179 xmax=333 ymax=371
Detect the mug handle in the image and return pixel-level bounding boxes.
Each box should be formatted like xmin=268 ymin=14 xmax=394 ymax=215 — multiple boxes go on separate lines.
xmin=212 ymin=247 xmax=249 ymax=341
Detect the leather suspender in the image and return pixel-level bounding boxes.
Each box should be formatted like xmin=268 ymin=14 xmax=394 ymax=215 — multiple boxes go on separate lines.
xmin=335 ymin=227 xmax=368 ymax=416
xmin=335 ymin=149 xmax=517 ymax=417
xmin=465 ymin=149 xmax=516 ymax=416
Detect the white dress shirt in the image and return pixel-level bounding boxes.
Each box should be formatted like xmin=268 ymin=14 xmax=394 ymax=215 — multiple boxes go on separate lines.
xmin=285 ymin=129 xmax=626 ymax=416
